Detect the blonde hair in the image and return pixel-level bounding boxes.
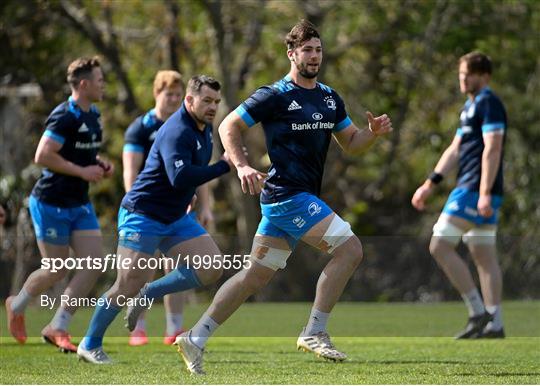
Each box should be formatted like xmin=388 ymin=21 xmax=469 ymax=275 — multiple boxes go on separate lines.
xmin=153 ymin=70 xmax=185 ymax=97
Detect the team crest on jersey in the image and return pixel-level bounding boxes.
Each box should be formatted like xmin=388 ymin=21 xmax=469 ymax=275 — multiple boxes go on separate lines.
xmin=175 ymin=159 xmax=184 ymax=168
xmin=324 ymin=96 xmax=336 ymax=110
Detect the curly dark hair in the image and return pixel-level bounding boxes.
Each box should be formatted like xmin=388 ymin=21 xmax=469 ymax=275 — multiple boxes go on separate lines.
xmin=285 ymin=19 xmax=320 ymax=50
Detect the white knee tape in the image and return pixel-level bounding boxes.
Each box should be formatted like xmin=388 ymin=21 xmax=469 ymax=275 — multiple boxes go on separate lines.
xmin=322 ymin=215 xmax=354 ymax=254
xmin=432 ymin=221 xmax=465 ymax=246
xmin=462 ymin=228 xmax=497 ymax=245
xmin=250 ymin=241 xmax=291 ymax=271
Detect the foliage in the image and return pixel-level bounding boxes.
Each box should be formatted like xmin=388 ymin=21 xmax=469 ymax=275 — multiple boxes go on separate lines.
xmin=0 ymin=0 xmax=538 ymax=300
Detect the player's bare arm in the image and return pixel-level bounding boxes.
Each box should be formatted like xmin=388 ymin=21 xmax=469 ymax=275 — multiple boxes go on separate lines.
xmin=478 ymin=132 xmax=504 ymax=217
xmin=412 ymin=134 xmax=461 ymax=211
xmin=219 ymin=111 xmax=266 ymax=195
xmin=35 ymin=136 xmax=104 ymax=182
xmin=333 ymin=111 xmax=393 ymax=155
xmin=122 ymin=151 xmax=144 ymax=191
xmin=196 ymin=183 xmax=214 ymax=228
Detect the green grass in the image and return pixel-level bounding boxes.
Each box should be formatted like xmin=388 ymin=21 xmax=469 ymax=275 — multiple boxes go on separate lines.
xmin=1 ymin=301 xmax=539 ymax=384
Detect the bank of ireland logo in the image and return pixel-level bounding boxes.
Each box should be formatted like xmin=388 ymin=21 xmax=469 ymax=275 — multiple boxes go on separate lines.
xmin=293 ymin=216 xmax=306 ymax=228
xmin=312 ymin=112 xmax=323 ymax=121
xmin=324 ymin=96 xmax=336 ymax=110
xmin=308 ymin=202 xmax=322 ymax=216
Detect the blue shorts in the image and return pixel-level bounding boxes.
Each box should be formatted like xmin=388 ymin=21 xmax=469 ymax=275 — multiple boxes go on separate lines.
xmin=117 ymin=207 xmax=207 ymax=255
xmin=29 ymin=195 xmax=100 ymax=245
xmin=442 ymin=187 xmax=503 ymax=225
xmin=257 ymin=192 xmax=333 ymax=249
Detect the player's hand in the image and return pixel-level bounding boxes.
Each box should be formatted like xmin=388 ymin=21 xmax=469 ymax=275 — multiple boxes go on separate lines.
xmin=80 ymin=165 xmax=104 ymax=182
xmin=237 ymin=165 xmax=267 ymax=195
xmin=96 ymin=156 xmax=114 ymax=178
xmin=367 ymin=111 xmax=393 ymax=136
xmin=198 ymin=208 xmax=214 ymax=228
xmin=477 ymin=194 xmax=493 ymax=218
xmin=411 ymin=182 xmax=434 ymax=211
xmin=187 ymin=194 xmax=198 ymax=214
xmin=0 ymin=205 xmax=6 ymax=226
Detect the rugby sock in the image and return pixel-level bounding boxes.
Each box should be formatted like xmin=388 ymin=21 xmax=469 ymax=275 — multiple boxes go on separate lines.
xmin=50 ymin=307 xmax=73 ymax=331
xmin=142 ymin=265 xmax=202 ymax=300
xmin=134 ymin=317 xmax=146 ymax=332
xmin=82 ymin=296 xmax=121 ymax=350
xmin=485 ymin=304 xmax=503 ymax=330
xmin=166 ymin=312 xmax=184 ymax=336
xmin=11 ymin=288 xmax=33 ymax=314
xmin=305 ymin=308 xmax=330 ymax=335
xmin=461 ymin=288 xmax=485 ymax=317
xmin=189 ymin=313 xmax=219 ymax=349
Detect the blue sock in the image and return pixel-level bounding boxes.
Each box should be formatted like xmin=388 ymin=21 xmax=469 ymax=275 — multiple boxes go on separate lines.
xmin=82 ymin=296 xmax=121 ymax=350
xmin=143 ymin=265 xmax=202 ymax=300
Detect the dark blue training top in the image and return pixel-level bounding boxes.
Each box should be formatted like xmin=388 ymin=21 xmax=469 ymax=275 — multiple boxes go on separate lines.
xmin=123 ymin=109 xmax=164 ymax=163
xmin=235 ymin=75 xmax=351 ymax=204
xmin=121 ymin=103 xmax=230 ymax=224
xmin=455 ymin=87 xmax=507 ymax=196
xmin=32 ymin=97 xmax=102 ymax=207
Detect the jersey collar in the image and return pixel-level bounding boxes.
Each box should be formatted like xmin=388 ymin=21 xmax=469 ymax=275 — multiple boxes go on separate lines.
xmin=68 ymin=96 xmax=82 ymax=119
xmin=180 ymin=102 xmax=210 ymax=133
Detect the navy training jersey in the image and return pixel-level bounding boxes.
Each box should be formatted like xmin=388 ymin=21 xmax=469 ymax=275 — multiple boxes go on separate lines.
xmin=123 ymin=109 xmax=164 ymax=162
xmin=235 ymin=75 xmax=352 ymax=203
xmin=455 ymin=87 xmax=507 ymax=195
xmin=32 ymin=97 xmax=102 ymax=207
xmin=121 ymin=103 xmax=230 ymax=224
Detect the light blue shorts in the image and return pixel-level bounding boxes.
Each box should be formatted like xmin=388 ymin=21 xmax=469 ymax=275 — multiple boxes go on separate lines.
xmin=117 ymin=207 xmax=207 ymax=255
xmin=442 ymin=187 xmax=503 ymax=225
xmin=256 ymin=192 xmax=333 ymax=249
xmin=29 ymin=195 xmax=100 ymax=245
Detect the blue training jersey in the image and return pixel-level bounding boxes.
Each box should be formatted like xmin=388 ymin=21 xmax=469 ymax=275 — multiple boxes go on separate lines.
xmin=455 ymin=87 xmax=507 ymax=196
xmin=235 ymin=75 xmax=351 ymax=204
xmin=32 ymin=97 xmax=102 ymax=207
xmin=121 ymin=103 xmax=230 ymax=224
xmin=123 ymin=109 xmax=164 ymax=163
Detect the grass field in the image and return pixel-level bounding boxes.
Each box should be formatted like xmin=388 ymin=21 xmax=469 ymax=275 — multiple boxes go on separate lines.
xmin=1 ymin=301 xmax=539 ymax=384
